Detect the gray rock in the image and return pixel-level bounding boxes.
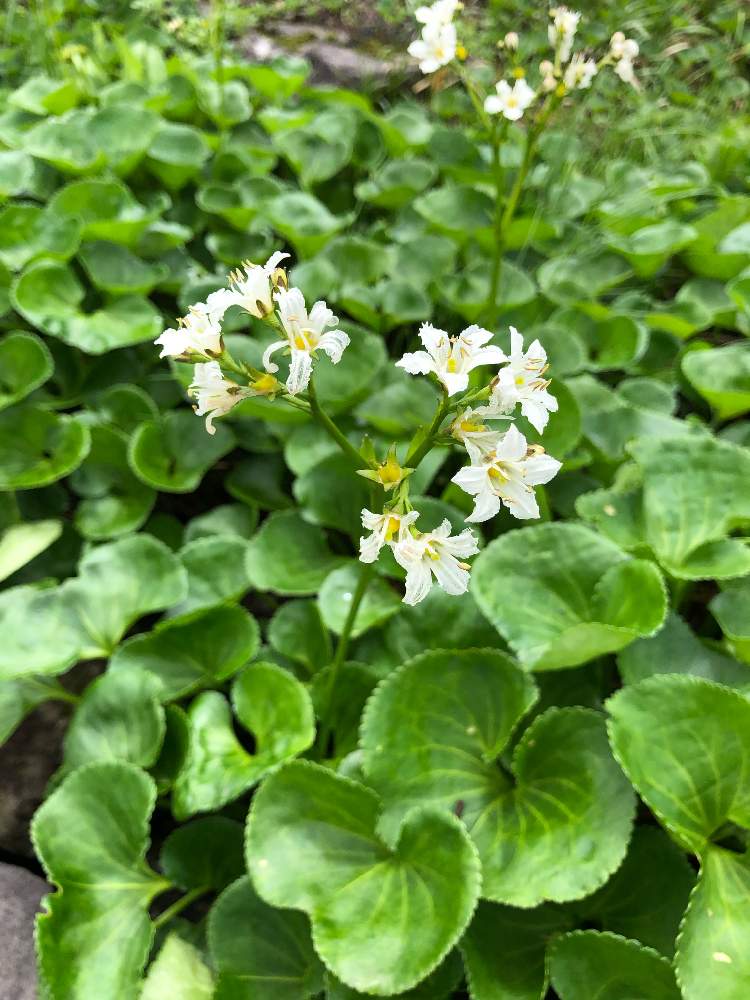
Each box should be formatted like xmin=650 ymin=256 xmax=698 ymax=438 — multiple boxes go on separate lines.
xmin=0 ymin=863 xmax=48 ymax=1000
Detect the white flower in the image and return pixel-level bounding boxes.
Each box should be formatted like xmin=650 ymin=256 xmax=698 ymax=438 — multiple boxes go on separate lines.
xmin=452 ymin=424 xmax=561 ymax=522
xmin=396 ymin=323 xmax=506 ymax=396
xmin=359 ymin=509 xmax=418 ymax=564
xmin=450 ymin=407 xmax=505 ymax=462
xmin=155 ymin=305 xmax=223 ymax=360
xmin=263 ymin=287 xmax=349 ymax=396
xmin=504 ymin=31 xmax=519 ymax=50
xmin=226 ymin=250 xmax=290 ymax=319
xmin=610 ymin=32 xmax=639 ymax=88
xmin=614 ymin=57 xmax=637 ymax=87
xmin=548 ymin=6 xmax=581 ymax=63
xmin=392 ymin=518 xmax=480 ymax=605
xmin=610 ymin=31 xmax=639 ymax=61
xmin=408 ymin=22 xmax=457 ymax=74
xmin=188 ymin=362 xmax=251 ymax=434
xmin=563 ymin=53 xmax=597 ymax=89
xmin=484 ymin=78 xmax=536 ymax=120
xmin=415 ymin=0 xmax=460 ymax=27
xmin=486 ymin=327 xmax=558 ymax=433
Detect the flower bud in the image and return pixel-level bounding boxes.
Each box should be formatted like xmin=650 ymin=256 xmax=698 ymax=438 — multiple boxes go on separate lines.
xmin=504 ymin=31 xmax=519 ymax=50
xmin=539 ymin=59 xmax=554 ymax=75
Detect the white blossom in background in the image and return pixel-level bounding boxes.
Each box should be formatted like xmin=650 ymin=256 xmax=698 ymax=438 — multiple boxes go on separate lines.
xmin=503 ymin=31 xmax=519 ymax=51
xmin=392 ymin=519 xmax=480 ymax=605
xmin=155 ymin=305 xmax=223 ymax=359
xmin=563 ymin=53 xmax=597 ymax=90
xmin=548 ymin=7 xmax=581 ymax=63
xmin=415 ymin=0 xmax=460 ymax=27
xmin=189 ymin=362 xmax=251 ymax=434
xmin=264 ymin=287 xmax=349 ymax=395
xmin=396 ymin=323 xmax=506 ymax=395
xmin=484 ymin=78 xmax=536 ymax=120
xmin=610 ymin=32 xmax=639 ymax=88
xmin=487 ymin=327 xmax=558 ymax=433
xmin=359 ymin=509 xmax=418 ymax=564
xmin=539 ymin=59 xmax=557 ymax=92
xmin=225 ymin=250 xmax=290 ymax=319
xmin=408 ymin=22 xmax=457 ymax=74
xmin=452 ymin=424 xmax=562 ymax=521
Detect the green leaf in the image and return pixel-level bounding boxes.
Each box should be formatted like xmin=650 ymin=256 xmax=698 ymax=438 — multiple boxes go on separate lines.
xmin=172 ymin=535 xmax=253 ymax=616
xmin=185 ymin=503 xmax=258 ymax=543
xmin=62 ymin=668 xmax=165 ymax=772
xmin=89 ymin=106 xmax=160 ymax=176
xmin=60 ymin=534 xmax=188 ymax=658
xmin=70 ymin=424 xmax=155 ymax=540
xmin=538 ymin=254 xmax=631 ymax=305
xmin=355 ymin=158 xmax=437 ymax=208
xmin=49 ymin=178 xmax=166 ymax=245
xmin=0 ymin=404 xmax=90 ymax=490
xmin=160 ymin=817 xmax=245 ymax=892
xmin=245 ymin=512 xmax=344 ymax=596
xmin=78 ymin=241 xmax=168 ymax=295
xmin=0 ymin=203 xmax=80 ymax=270
xmin=141 ymin=934 xmax=214 ymax=1000
xmin=318 ymin=564 xmax=401 ymax=639
xmin=197 ymin=176 xmax=285 ymax=230
xmin=618 ymin=612 xmax=750 ymax=691
xmin=226 ymin=453 xmax=292 ymax=511
xmin=607 ymin=675 xmax=750 ymax=853
xmin=110 ymin=605 xmax=259 ymax=701
xmin=92 ymin=383 xmax=158 ymax=434
xmin=208 ymin=876 xmax=324 ymax=1000
xmin=0 ymin=518 xmax=61 ymax=582
xmin=9 ymin=74 xmax=80 ymax=115
xmin=548 ymin=931 xmax=681 ymax=1000
xmin=326 ymin=954 xmax=462 ymax=999
xmin=629 ymin=435 xmax=750 ymax=579
xmin=146 ymin=122 xmax=211 ymax=190
xmin=265 ymin=191 xmax=352 ymax=257
xmin=33 ymin=762 xmax=168 ymax=1000
xmin=0 ymin=584 xmax=82 ymax=679
xmin=173 ymin=663 xmax=315 ymax=819
xmin=128 ymin=411 xmax=235 ymax=493
xmin=311 ymin=661 xmax=377 ymax=760
xmin=461 ymin=902 xmax=572 ymax=1000
xmin=268 ymin=599 xmax=332 ymax=675
xmin=24 ymin=110 xmax=105 ymax=174
xmin=711 ymin=579 xmax=750 ymax=663
xmin=11 ymin=260 xmax=162 ymax=354
xmin=362 ymin=651 xmax=633 ymax=905
xmin=606 ymin=220 xmax=697 ymax=277
xmin=0 ymin=330 xmax=53 ymax=411
xmin=682 ymin=342 xmax=750 ymax=420
xmin=414 ymin=185 xmax=493 ymax=239
xmin=0 ymin=676 xmax=60 ymax=744
xmin=676 ymin=846 xmax=750 ymax=1000
xmin=682 ymin=197 xmax=750 ymax=280
xmin=574 ymin=825 xmax=695 ymax=957
xmin=246 ymin=760 xmax=481 ymax=995
xmin=472 ymin=523 xmax=667 ymax=670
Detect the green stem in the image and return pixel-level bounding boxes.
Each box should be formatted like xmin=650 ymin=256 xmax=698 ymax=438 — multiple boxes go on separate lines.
xmin=456 ymin=62 xmax=491 ymax=133
xmin=486 ymin=121 xmax=508 ymax=317
xmin=307 ymin=379 xmax=366 ymax=467
xmin=153 ymin=887 xmax=209 ymax=930
xmin=316 ymin=561 xmax=375 ymax=756
xmin=43 ymin=682 xmax=80 ymax=705
xmin=211 ymin=0 xmax=226 ymax=93
xmin=406 ymin=389 xmax=451 ymax=468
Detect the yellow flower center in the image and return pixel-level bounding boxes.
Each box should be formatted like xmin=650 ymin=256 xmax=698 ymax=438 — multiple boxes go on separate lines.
xmin=384 ymin=516 xmax=400 ymax=541
xmin=378 ymin=456 xmax=403 ymax=486
xmin=446 ymin=358 xmax=458 ymax=373
xmin=512 ymin=67 xmax=526 ymax=79
xmin=515 ymin=375 xmax=525 ymax=386
xmin=489 ymin=465 xmax=509 ymax=483
xmin=460 ymin=419 xmax=484 ymax=433
xmin=252 ymin=373 xmax=278 ymax=395
xmin=425 ymin=543 xmax=441 ymax=561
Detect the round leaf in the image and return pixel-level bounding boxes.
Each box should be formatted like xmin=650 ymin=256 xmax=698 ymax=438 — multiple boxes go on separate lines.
xmin=0 ymin=404 xmax=90 ymax=490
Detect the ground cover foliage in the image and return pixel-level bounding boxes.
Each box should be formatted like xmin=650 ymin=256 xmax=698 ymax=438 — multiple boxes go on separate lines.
xmin=0 ymin=2 xmax=750 ymax=998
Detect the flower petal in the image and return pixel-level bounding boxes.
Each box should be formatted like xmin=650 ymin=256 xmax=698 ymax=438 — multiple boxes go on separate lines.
xmin=262 ymin=340 xmax=286 ymax=374
xmin=286 ymin=349 xmax=313 ymax=395
xmin=396 ymin=351 xmax=437 ymax=376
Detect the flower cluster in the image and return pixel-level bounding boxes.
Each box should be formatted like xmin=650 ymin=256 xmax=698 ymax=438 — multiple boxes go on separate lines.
xmin=407 ymin=3 xmax=640 ymax=120
xmin=407 ymin=0 xmax=460 ymax=75
xmin=154 ymin=252 xmax=350 ymax=434
xmin=359 ymin=325 xmax=561 ymax=605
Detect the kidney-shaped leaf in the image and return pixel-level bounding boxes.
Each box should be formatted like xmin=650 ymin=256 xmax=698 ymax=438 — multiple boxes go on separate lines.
xmin=173 ymin=663 xmax=315 ymax=819
xmin=0 ymin=404 xmax=90 ymax=490
xmin=362 ymin=651 xmax=634 ymax=906
xmin=608 ymin=675 xmax=750 ymax=856
xmin=245 ymin=511 xmax=344 ymax=596
xmin=548 ymin=931 xmax=681 ymax=1000
xmin=128 ymin=410 xmax=235 ymax=493
xmin=208 ymin=876 xmax=324 ymax=1000
xmin=472 ymin=523 xmax=667 ymax=670
xmin=33 ymin=762 xmax=168 ymax=1000
xmin=245 ymin=760 xmax=481 ymax=995
xmin=630 ymin=435 xmax=750 ymax=579
xmin=0 ymin=331 xmax=53 ymax=411
xmin=682 ymin=342 xmax=750 ymax=421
